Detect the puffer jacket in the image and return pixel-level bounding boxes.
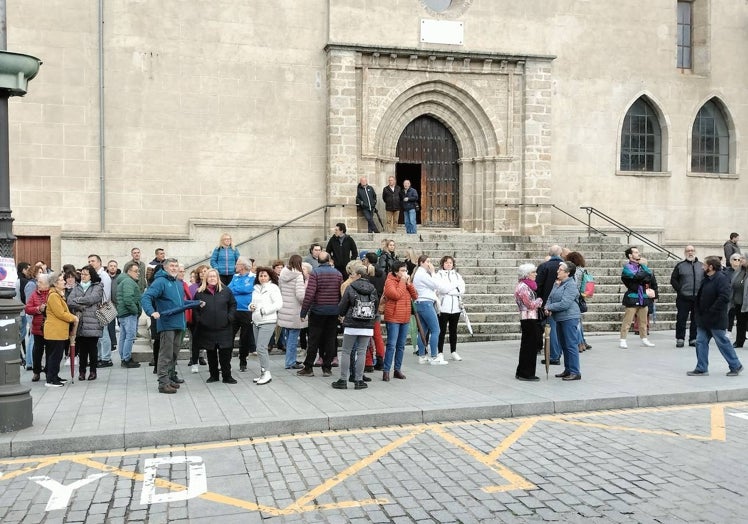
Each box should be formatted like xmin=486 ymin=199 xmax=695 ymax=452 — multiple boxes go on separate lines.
xmin=251 ymin=282 xmax=283 ymax=325
xmin=435 ymin=269 xmax=465 ymax=314
xmin=67 ymin=282 xmax=105 ymax=338
xmin=25 ymin=288 xmax=50 ymax=336
xmin=193 ymin=286 xmax=237 ymax=350
xmin=277 ymin=267 xmax=307 ymax=329
xmin=383 ymin=273 xmax=418 ymax=324
xmin=339 ymin=278 xmax=379 ymax=329
xmin=141 ymin=268 xmax=186 ymax=333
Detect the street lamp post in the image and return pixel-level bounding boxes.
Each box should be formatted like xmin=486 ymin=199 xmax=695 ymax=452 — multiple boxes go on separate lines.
xmin=0 ymin=0 xmax=42 ymax=432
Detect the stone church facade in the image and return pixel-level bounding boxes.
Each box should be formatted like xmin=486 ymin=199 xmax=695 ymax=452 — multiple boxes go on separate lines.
xmin=5 ymin=0 xmax=747 ymax=267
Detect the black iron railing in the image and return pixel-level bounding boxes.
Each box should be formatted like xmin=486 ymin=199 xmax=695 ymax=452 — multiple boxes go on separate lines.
xmin=580 ymin=206 xmax=679 ymax=260
xmin=188 ymin=204 xmax=349 ymax=269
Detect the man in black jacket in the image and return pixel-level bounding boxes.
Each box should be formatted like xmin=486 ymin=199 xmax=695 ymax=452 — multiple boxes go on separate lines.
xmin=326 ymin=223 xmax=358 ymax=277
xmin=381 ymin=176 xmax=401 ymax=234
xmin=536 ymin=245 xmax=564 ymax=364
xmin=688 ymin=255 xmax=743 ymax=376
xmin=356 ymin=176 xmax=379 ymax=233
xmin=670 ymin=245 xmax=702 ymax=347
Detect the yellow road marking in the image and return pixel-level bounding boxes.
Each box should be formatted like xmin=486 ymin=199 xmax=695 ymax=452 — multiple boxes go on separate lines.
xmin=431 ymin=424 xmax=536 ymax=492
xmin=2 ymin=401 xmax=746 ymax=516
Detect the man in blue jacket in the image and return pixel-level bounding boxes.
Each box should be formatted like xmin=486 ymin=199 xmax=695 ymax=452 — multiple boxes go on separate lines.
xmin=141 ymin=258 xmax=188 ymax=394
xmin=688 ymin=256 xmax=743 ymax=376
xmin=229 ymin=257 xmax=256 ymax=371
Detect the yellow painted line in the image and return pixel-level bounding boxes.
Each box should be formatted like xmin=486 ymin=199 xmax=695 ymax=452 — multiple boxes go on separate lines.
xmin=69 ymin=456 xmax=283 ymax=515
xmin=486 ymin=419 xmax=537 ymax=462
xmin=710 ymin=405 xmax=727 ymax=441
xmin=552 ymin=419 xmax=713 ymax=441
xmin=430 ymin=425 xmax=536 ymax=492
xmin=283 ymin=427 xmax=424 ymax=512
xmin=0 ymin=459 xmax=61 ymax=480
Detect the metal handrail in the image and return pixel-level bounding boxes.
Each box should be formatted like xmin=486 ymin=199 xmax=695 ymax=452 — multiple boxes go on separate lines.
xmin=188 ymin=204 xmax=348 ymax=269
xmin=551 ymin=204 xmax=606 ymax=236
xmin=580 ymin=206 xmax=680 ymax=260
xmin=498 ymin=203 xmax=607 ymax=237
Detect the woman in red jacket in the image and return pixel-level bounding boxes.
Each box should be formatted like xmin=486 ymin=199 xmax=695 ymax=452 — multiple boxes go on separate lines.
xmin=25 ymin=274 xmax=51 ymax=382
xmin=382 ymin=261 xmax=418 ymax=381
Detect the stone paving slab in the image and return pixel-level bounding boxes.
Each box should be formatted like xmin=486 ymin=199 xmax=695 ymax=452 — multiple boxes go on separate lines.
xmin=2 ymin=330 xmax=747 ymax=457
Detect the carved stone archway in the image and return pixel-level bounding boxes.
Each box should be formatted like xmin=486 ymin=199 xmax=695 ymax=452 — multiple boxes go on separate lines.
xmin=325 ymin=44 xmax=554 ymax=234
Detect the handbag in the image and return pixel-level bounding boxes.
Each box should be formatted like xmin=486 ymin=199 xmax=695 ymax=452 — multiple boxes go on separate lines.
xmin=578 ymin=296 xmax=588 ymax=314
xmin=96 ymin=301 xmax=117 ymax=327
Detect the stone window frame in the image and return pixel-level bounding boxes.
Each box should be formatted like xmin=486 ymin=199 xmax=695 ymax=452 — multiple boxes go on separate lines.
xmin=688 ymin=97 xmax=737 ymax=179
xmin=617 ymin=95 xmax=670 ymax=178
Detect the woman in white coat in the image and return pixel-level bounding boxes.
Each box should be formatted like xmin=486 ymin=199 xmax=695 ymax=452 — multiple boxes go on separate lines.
xmin=277 ymin=255 xmax=307 ymax=370
xmin=249 ymin=267 xmax=283 ymax=385
xmin=435 ymin=256 xmax=466 ymax=362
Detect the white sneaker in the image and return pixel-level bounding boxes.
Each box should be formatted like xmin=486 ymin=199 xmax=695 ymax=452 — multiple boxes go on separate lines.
xmin=430 ymin=357 xmax=448 ymax=366
xmin=641 ymin=338 xmax=655 ymax=347
xmin=191 ymin=364 xmax=199 ymax=374
xmin=256 ymin=370 xmax=272 ymax=385
xmin=434 ymin=353 xmax=446 ymax=363
xmin=450 ymin=352 xmax=462 ymax=361
xmin=418 ymin=355 xmax=430 ymax=364
xmin=619 ymin=339 xmax=628 ymax=349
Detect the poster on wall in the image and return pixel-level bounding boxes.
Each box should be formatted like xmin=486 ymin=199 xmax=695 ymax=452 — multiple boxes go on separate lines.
xmin=0 ymin=257 xmax=17 ymax=289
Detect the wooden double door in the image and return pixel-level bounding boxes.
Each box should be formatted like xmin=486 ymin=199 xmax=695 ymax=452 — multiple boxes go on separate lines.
xmin=395 ymin=115 xmax=459 ymax=227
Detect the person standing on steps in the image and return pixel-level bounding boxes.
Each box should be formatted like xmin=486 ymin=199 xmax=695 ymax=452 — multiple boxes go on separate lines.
xmin=619 ymin=247 xmax=657 ymax=349
xmin=401 ymin=179 xmax=419 ymax=235
xmin=356 ymin=176 xmax=380 ymax=233
xmin=381 ymin=175 xmax=401 ymax=234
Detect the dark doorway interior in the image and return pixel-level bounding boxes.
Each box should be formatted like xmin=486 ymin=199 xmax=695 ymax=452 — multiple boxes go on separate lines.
xmin=395 ymin=163 xmax=421 ymax=224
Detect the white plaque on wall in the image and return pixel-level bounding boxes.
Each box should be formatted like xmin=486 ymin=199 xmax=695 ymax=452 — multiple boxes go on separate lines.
xmin=420 ymin=19 xmax=464 ymax=45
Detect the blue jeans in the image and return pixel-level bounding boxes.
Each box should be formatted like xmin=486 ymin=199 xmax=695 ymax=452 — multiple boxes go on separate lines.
xmin=404 ymin=209 xmax=417 ymax=234
xmin=97 ymin=328 xmax=112 ymax=362
xmin=284 ymin=328 xmax=301 ymax=368
xmin=416 ymin=301 xmax=440 ymax=358
xmin=694 ymin=327 xmax=743 ymax=372
xmin=118 ymin=315 xmax=138 ymax=363
xmin=384 ymin=322 xmax=409 ymax=372
xmin=548 ymin=316 xmax=561 ymax=361
xmin=556 ymin=318 xmax=581 ymax=375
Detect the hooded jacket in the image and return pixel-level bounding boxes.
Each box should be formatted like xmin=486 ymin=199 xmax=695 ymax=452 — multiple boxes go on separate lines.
xmin=277 ymin=267 xmax=307 ymax=329
xmin=141 ymin=268 xmax=186 ymax=332
xmin=67 ymin=282 xmax=105 ymax=338
xmin=339 ymin=278 xmax=379 ymax=329
xmin=251 ymin=281 xmax=283 ymax=325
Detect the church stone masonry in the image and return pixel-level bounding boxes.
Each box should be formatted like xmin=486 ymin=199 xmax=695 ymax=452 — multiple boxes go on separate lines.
xmin=326 ymin=44 xmax=554 ymax=235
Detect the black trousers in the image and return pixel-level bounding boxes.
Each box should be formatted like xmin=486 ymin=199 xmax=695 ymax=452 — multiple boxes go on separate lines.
xmin=45 ymin=339 xmax=65 ymax=384
xmin=207 ymin=345 xmax=233 ymax=380
xmin=735 ymin=309 xmax=748 ymax=347
xmin=675 ymin=296 xmax=697 ymax=342
xmin=437 ymin=312 xmax=460 ymax=354
xmin=32 ymin=334 xmax=47 ymax=375
xmin=303 ymin=312 xmax=338 ymax=371
xmin=77 ymin=336 xmax=99 ymax=374
xmin=516 ymin=319 xmax=540 ymax=379
xmin=233 ymin=310 xmax=256 ymax=361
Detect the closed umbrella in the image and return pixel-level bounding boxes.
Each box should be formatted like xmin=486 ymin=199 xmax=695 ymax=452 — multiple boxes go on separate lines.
xmin=543 ymin=324 xmax=551 ymax=379
xmin=460 ymin=306 xmax=473 ymax=336
xmin=69 ymin=324 xmax=78 ymax=383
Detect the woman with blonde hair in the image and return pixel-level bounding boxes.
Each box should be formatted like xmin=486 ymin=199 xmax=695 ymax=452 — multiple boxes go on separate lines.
xmin=43 ymin=272 xmax=79 ymax=387
xmin=210 ymin=233 xmax=240 ymax=286
xmin=193 ymin=268 xmax=238 ymax=384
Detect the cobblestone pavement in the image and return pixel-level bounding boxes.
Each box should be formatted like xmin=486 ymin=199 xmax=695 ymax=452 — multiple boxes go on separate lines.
xmin=2 ymin=401 xmax=748 ymax=523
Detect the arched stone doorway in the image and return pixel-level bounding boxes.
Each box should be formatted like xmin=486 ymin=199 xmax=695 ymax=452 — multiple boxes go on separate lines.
xmin=396 ymin=115 xmax=459 ymax=227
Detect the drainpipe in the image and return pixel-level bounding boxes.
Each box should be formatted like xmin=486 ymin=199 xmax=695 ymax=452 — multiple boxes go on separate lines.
xmin=98 ymin=0 xmax=105 ymax=231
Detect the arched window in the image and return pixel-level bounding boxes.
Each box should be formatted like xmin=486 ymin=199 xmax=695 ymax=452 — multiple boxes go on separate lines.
xmin=691 ymin=100 xmax=729 ymax=174
xmin=620 ymin=98 xmax=662 ymax=172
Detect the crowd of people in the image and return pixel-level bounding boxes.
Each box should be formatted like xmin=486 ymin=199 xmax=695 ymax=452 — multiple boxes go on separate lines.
xmin=19 ymin=228 xmax=745 ymax=393
xmin=16 ymin=227 xmax=472 ymax=394
xmin=514 ymin=237 xmax=744 ymax=383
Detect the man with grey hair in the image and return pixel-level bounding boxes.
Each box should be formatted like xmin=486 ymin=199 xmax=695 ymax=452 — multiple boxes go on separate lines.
xmin=535 ymin=245 xmax=564 ymax=364
xmin=229 ymin=256 xmax=256 ymax=371
xmin=670 ymin=245 xmax=702 ymax=348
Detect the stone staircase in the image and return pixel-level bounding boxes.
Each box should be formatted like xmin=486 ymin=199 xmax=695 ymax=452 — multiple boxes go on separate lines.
xmin=355 ymin=231 xmax=679 ymax=342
